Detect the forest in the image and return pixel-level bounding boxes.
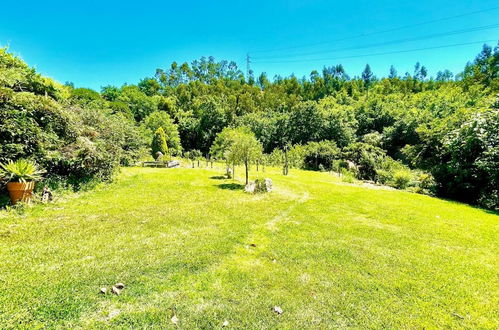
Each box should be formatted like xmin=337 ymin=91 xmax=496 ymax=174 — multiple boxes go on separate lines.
xmin=0 ymin=42 xmax=498 ymax=209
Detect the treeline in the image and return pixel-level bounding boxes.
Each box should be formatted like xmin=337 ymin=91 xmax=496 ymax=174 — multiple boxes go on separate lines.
xmin=1 ymin=43 xmax=498 ymax=209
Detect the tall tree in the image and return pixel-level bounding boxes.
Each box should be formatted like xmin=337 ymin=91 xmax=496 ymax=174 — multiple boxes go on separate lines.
xmin=361 ymin=64 xmax=374 ymax=98
xmin=389 ymin=65 xmax=398 ymax=79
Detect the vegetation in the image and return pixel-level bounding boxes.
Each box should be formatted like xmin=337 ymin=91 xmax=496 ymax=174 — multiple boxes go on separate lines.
xmin=150 ymin=127 xmax=169 ymax=159
xmin=0 ymin=159 xmax=43 ymax=182
xmin=0 ymin=166 xmax=496 ymax=328
xmin=0 ymin=48 xmax=147 ymax=190
xmin=1 ymin=42 xmax=498 ymax=209
xmin=211 ymin=127 xmax=263 ymax=184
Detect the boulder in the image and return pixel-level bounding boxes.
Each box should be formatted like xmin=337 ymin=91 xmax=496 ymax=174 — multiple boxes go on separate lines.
xmin=167 ymin=160 xmax=180 ymax=168
xmin=245 ymin=181 xmax=255 ymax=193
xmin=245 ymin=178 xmax=272 ymax=193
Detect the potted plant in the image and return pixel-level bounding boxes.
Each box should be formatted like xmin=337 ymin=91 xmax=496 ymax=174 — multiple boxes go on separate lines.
xmin=0 ymin=159 xmax=44 ymax=205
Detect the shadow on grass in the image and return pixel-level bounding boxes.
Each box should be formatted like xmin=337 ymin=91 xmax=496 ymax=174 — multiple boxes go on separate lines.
xmin=216 ymin=183 xmax=244 ymax=190
xmin=210 ymin=176 xmax=227 ymax=180
xmin=0 ymin=193 xmax=10 ymax=209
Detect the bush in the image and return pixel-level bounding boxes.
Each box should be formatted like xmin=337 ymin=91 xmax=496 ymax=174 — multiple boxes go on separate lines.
xmin=392 ymin=171 xmax=412 ymax=189
xmin=0 ymin=49 xmax=147 ymax=189
xmin=151 ymin=127 xmax=169 ymax=159
xmin=341 ymin=168 xmax=355 ymax=183
xmin=302 ymin=140 xmax=340 ymax=171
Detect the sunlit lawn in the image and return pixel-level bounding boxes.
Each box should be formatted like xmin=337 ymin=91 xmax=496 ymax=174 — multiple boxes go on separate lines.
xmin=0 ymin=165 xmax=497 ymax=328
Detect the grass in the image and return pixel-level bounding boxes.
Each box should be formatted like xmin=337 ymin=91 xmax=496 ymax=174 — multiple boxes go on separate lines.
xmin=0 ymin=165 xmax=497 ymax=328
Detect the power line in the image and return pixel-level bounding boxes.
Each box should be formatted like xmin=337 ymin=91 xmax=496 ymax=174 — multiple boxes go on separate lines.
xmin=252 ymin=23 xmax=499 ymax=60
xmin=251 ymin=39 xmax=498 ymax=64
xmin=249 ymin=6 xmax=499 ymax=54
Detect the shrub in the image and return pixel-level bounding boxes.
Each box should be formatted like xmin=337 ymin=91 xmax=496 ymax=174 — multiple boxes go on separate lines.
xmin=302 ymin=140 xmax=340 ymax=171
xmin=393 ymin=171 xmax=412 ymax=189
xmin=341 ymin=168 xmax=355 ymax=183
xmin=342 ymin=142 xmax=386 ymax=181
xmin=151 ymin=127 xmax=169 ymax=159
xmin=253 ymin=178 xmax=271 ymax=193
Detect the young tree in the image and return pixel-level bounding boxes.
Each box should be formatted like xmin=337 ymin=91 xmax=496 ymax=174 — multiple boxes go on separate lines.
xmin=210 ymin=127 xmax=262 ymax=184
xmin=151 ymin=127 xmax=168 ymax=159
xmin=210 ymin=127 xmax=238 ymax=176
xmin=231 ymin=128 xmax=263 ymax=184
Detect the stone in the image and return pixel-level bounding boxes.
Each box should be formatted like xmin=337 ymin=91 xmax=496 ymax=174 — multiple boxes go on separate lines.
xmin=114 ymin=283 xmax=125 ymax=290
xmin=155 ymin=151 xmax=164 ymax=161
xmin=111 ymin=286 xmax=121 ymax=295
xmin=41 ymin=186 xmax=53 ymax=203
xmin=244 ymin=182 xmax=256 ymax=193
xmin=245 ymin=178 xmax=273 ymax=194
xmin=171 ymin=315 xmax=179 ymax=325
xmin=108 ymin=309 xmax=120 ymax=319
xmin=264 ymin=178 xmax=273 ymax=192
xmin=222 ymin=320 xmax=229 ymax=327
xmin=99 ymin=287 xmax=107 ymax=294
xmin=273 ymin=306 xmax=283 ymax=315
xmin=167 ymin=160 xmax=180 ymax=168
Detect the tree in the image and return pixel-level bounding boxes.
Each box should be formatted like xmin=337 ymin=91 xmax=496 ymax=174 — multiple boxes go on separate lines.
xmin=143 ymin=111 xmax=182 ymax=155
xmin=361 ymin=64 xmax=375 ymax=98
xmin=151 ymin=127 xmax=168 ymax=159
xmin=118 ymin=85 xmax=158 ymax=121
xmin=389 ymin=65 xmax=398 ymax=79
xmin=211 ymin=127 xmax=262 ymax=184
xmin=231 ymin=128 xmax=263 ymax=184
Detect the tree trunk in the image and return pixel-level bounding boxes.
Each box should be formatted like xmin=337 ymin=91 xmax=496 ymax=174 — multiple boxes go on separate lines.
xmin=245 ymin=160 xmax=249 ymax=185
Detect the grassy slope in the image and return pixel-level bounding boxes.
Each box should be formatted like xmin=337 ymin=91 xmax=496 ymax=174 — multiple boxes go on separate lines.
xmin=0 ymin=166 xmax=497 ymax=328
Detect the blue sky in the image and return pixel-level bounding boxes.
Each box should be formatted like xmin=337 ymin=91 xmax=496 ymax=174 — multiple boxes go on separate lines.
xmin=1 ymin=0 xmax=498 ymax=90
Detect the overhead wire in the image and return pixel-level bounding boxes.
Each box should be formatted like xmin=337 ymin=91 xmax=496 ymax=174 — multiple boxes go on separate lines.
xmin=250 ymin=39 xmax=498 ymax=64
xmin=249 ymin=6 xmax=499 ymax=55
xmin=251 ymin=24 xmax=499 ymax=60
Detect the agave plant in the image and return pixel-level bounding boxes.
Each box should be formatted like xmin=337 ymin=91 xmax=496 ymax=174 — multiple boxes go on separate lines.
xmin=0 ymin=159 xmax=44 ymax=183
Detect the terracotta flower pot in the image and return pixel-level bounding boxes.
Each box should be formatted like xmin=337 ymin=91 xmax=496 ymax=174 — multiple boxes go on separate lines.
xmin=6 ymin=181 xmax=35 ymax=205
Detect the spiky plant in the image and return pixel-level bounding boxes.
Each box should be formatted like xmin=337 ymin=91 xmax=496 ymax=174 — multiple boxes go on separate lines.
xmin=0 ymin=159 xmax=44 ymax=183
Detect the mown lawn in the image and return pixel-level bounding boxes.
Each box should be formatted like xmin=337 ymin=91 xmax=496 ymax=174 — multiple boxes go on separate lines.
xmin=0 ymin=165 xmax=497 ymax=328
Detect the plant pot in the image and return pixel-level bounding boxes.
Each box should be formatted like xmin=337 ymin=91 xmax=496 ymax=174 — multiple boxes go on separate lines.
xmin=6 ymin=181 xmax=35 ymax=205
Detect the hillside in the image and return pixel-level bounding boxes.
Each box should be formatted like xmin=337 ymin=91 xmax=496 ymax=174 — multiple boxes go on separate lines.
xmin=0 ymin=166 xmax=497 ymax=328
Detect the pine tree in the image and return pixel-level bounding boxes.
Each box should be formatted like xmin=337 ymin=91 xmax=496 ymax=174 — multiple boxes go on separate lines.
xmin=389 ymin=65 xmax=398 ymax=79
xmin=362 ymin=64 xmax=374 ymax=98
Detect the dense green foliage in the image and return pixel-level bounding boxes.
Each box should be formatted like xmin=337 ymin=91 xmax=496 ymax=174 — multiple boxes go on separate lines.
xmin=0 ymin=48 xmax=147 ymax=188
xmin=150 ymin=127 xmax=168 ymax=159
xmin=1 ymin=43 xmax=498 ymax=208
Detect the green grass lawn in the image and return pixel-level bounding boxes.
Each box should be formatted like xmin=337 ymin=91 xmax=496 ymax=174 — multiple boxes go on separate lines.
xmin=0 ymin=165 xmax=497 ymax=328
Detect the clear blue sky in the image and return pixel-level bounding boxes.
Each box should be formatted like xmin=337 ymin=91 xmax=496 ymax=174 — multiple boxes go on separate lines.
xmin=1 ymin=0 xmax=498 ymax=90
